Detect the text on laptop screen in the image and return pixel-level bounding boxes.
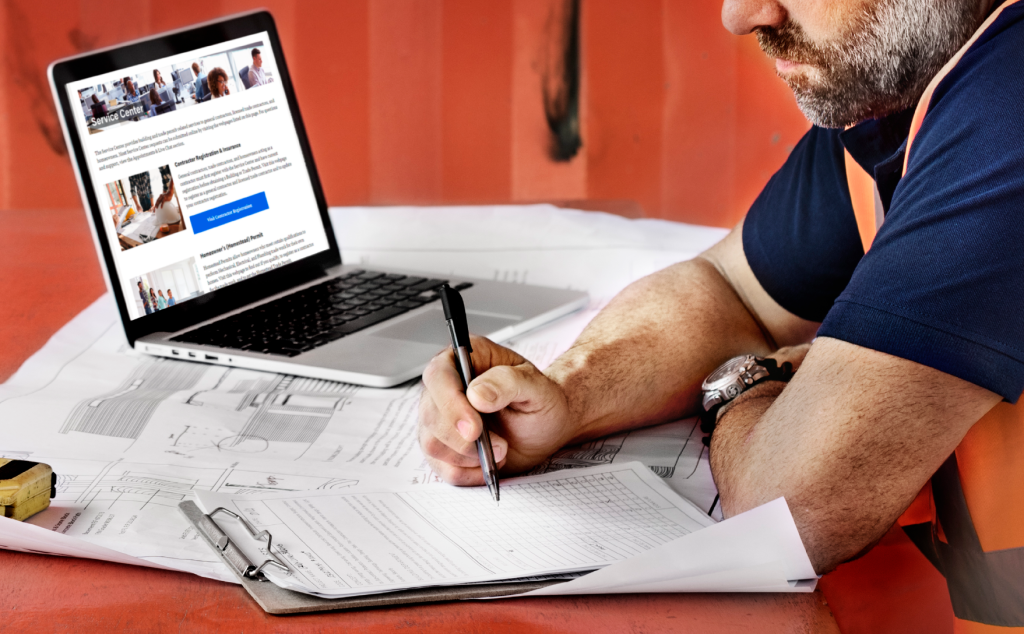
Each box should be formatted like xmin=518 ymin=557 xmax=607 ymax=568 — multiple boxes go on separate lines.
xmin=66 ymin=33 xmax=330 ymax=321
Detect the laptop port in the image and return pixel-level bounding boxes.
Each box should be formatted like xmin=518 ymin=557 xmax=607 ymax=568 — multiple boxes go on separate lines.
xmin=205 ymin=355 xmax=218 ymax=361
xmin=187 ymin=352 xmax=196 ymax=358
xmin=171 ymin=350 xmax=179 ymax=356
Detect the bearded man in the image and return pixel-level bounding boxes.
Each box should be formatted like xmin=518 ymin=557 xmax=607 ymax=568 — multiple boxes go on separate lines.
xmin=418 ymin=0 xmax=1024 ymax=628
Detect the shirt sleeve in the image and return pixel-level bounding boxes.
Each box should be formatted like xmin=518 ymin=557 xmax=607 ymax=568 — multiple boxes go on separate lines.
xmin=742 ymin=126 xmax=864 ymax=323
xmin=818 ymin=6 xmax=1024 ymax=402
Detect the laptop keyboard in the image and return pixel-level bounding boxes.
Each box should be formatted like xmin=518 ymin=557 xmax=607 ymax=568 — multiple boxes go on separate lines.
xmin=171 ymin=270 xmax=471 ymax=357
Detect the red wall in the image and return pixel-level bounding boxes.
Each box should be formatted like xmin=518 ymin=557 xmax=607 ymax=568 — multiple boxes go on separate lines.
xmin=0 ymin=0 xmax=809 ymax=227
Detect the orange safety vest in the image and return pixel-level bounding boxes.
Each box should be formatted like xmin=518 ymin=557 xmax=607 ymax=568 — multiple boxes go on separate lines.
xmin=844 ymin=2 xmax=1024 ymax=630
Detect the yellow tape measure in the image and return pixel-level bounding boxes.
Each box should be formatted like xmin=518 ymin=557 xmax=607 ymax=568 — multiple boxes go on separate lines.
xmin=0 ymin=459 xmax=56 ymax=521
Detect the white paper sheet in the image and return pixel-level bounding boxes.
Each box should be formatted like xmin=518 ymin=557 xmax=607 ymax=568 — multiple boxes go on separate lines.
xmin=0 ymin=205 xmax=732 ymax=586
xmin=1 ymin=449 xmax=429 ymax=581
xmin=522 ymin=498 xmax=817 ymax=595
xmin=193 ymin=462 xmax=716 ymax=598
xmin=0 ymin=514 xmax=174 ymax=569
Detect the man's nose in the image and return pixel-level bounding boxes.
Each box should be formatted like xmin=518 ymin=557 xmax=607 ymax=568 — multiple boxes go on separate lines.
xmin=721 ymin=0 xmax=787 ymax=35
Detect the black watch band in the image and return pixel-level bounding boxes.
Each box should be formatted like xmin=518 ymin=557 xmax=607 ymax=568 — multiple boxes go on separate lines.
xmin=700 ymin=358 xmax=793 ymax=447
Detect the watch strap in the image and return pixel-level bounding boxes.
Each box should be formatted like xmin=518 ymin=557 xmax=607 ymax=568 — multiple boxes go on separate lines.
xmin=700 ymin=358 xmax=794 ymax=447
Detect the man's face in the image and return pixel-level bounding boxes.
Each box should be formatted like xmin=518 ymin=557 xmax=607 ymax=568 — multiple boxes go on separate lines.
xmin=254 ymin=54 xmax=262 ymax=68
xmin=723 ymin=0 xmax=982 ymax=127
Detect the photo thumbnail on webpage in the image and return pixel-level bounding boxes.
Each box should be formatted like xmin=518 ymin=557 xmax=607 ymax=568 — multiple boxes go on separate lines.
xmin=76 ymin=42 xmax=274 ymax=134
xmin=130 ymin=257 xmax=204 ymax=319
xmin=104 ymin=164 xmax=185 ymax=251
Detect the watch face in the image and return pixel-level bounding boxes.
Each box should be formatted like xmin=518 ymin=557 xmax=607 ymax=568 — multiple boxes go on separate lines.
xmin=703 ymin=355 xmax=753 ymax=391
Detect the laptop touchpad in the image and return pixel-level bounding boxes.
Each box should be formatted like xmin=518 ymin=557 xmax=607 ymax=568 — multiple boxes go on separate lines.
xmin=373 ymin=307 xmax=520 ymax=346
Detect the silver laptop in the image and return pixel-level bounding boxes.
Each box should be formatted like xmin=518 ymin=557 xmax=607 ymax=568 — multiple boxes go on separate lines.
xmin=49 ymin=11 xmax=586 ymax=388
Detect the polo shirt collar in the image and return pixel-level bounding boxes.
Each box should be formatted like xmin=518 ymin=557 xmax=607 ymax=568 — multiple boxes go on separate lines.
xmin=838 ymin=107 xmax=915 ymax=213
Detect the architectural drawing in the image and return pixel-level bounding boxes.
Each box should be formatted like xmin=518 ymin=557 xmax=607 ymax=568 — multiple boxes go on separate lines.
xmin=530 ymin=419 xmax=705 ymax=479
xmin=60 ymin=359 xmax=206 ymax=439
xmin=57 ymin=460 xmax=226 ymax=511
xmin=218 ymin=470 xmax=358 ymax=494
xmin=182 ymin=370 xmax=357 ymax=449
xmin=235 ymin=393 xmax=346 ymax=444
xmin=282 ymin=375 xmax=361 ymax=394
xmin=50 ymin=458 xmax=361 ymax=512
xmin=56 ymin=354 xmax=362 ymax=449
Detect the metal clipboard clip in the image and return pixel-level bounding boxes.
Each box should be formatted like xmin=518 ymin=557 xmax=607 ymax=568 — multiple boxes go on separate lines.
xmin=196 ymin=507 xmax=290 ymax=581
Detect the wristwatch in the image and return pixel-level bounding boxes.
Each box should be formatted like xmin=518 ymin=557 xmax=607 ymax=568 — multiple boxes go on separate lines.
xmin=699 ymin=354 xmax=794 ymax=446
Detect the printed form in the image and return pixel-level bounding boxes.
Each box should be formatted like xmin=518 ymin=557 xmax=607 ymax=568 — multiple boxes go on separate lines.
xmin=195 ymin=462 xmax=715 ymax=598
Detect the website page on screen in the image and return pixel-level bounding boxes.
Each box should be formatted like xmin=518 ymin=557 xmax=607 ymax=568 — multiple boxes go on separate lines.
xmin=66 ymin=33 xmax=330 ymax=321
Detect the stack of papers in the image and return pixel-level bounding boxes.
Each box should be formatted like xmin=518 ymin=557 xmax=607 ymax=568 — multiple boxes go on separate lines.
xmin=196 ymin=463 xmax=716 ymax=598
xmin=194 ymin=462 xmax=816 ymax=599
xmin=0 ymin=205 xmax=816 ymax=594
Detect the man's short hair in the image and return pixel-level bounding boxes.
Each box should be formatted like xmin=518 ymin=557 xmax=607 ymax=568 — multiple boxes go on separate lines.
xmin=252 ymin=48 xmax=260 ymax=58
xmin=191 ymin=62 xmax=200 ymax=75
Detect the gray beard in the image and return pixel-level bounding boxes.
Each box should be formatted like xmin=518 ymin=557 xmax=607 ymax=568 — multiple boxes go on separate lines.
xmin=757 ymin=0 xmax=981 ymax=128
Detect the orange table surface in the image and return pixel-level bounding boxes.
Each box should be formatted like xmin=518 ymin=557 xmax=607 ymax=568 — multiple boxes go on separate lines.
xmin=0 ymin=207 xmax=950 ymax=633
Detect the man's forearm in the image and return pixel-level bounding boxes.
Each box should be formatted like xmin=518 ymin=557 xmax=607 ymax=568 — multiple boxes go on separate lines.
xmin=545 ymin=256 xmax=773 ymax=444
xmin=707 ymin=338 xmax=1000 ymax=574
xmin=709 ymin=376 xmax=894 ymax=574
xmin=709 ymin=368 xmax=933 ymax=575
xmin=708 ymin=380 xmax=787 ymax=516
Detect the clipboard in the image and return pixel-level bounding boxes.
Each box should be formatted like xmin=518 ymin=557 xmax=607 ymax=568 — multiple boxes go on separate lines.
xmin=178 ymin=500 xmax=567 ymax=614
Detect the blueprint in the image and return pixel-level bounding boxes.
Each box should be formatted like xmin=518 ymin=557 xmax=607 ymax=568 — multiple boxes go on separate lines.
xmin=0 ymin=310 xmax=427 ymax=471
xmin=0 ymin=205 xmax=728 ymax=579
xmin=529 ymin=418 xmax=720 ymax=518
xmin=3 ymin=450 xmax=416 ymax=581
xmin=0 ymin=300 xmax=443 ymax=581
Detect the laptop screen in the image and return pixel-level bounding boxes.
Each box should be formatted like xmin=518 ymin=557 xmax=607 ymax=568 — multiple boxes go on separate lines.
xmin=64 ymin=31 xmax=331 ymax=321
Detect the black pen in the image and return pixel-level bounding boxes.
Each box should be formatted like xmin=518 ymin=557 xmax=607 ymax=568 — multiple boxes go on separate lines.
xmin=439 ymin=284 xmax=500 ymax=504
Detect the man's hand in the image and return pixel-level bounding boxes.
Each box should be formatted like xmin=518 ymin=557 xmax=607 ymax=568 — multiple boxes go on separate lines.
xmin=418 ymin=336 xmax=578 ymax=485
xmin=416 ymin=222 xmax=811 ymax=487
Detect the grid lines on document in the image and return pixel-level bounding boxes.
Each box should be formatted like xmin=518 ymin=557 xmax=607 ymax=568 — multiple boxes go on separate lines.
xmin=407 ymin=471 xmax=689 ymax=574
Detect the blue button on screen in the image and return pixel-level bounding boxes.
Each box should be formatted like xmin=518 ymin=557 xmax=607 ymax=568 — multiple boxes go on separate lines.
xmin=190 ymin=192 xmax=269 ymax=234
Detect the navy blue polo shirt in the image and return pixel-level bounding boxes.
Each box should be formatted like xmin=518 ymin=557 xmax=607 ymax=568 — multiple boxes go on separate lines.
xmin=742 ymin=2 xmax=1024 ymax=402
